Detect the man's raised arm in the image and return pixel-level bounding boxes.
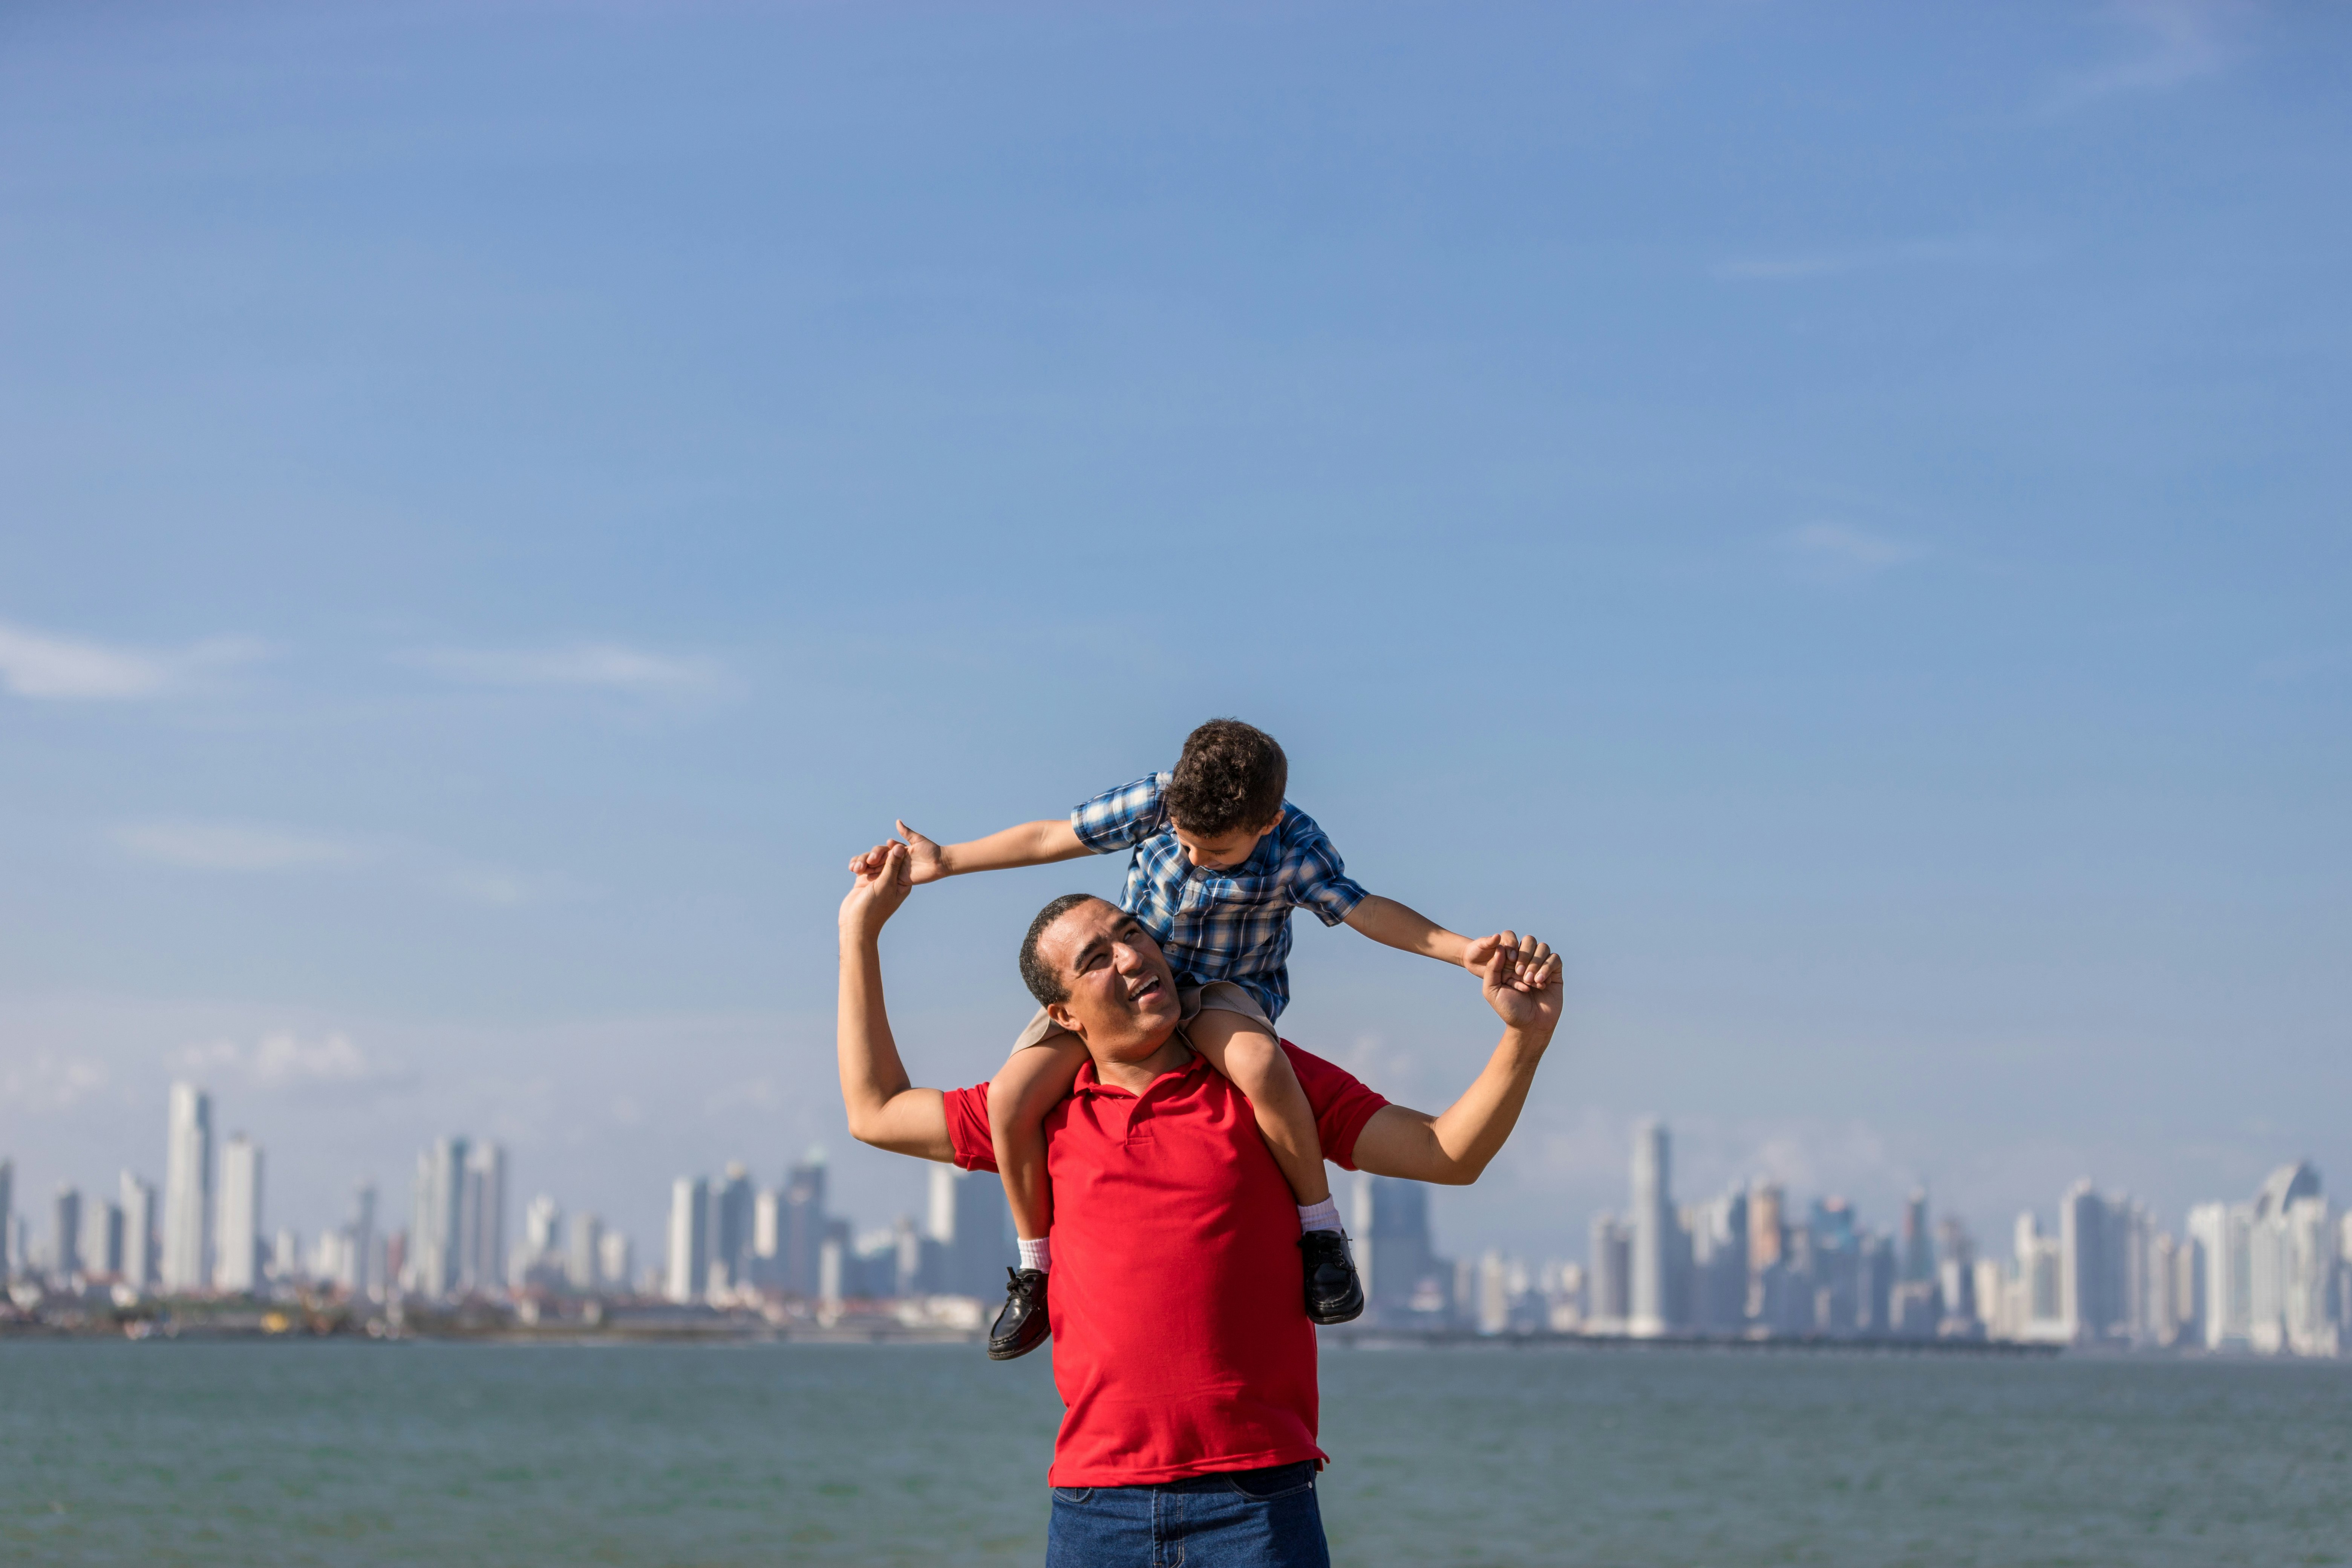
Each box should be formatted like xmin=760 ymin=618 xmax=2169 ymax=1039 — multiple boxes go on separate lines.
xmin=1350 ymin=933 xmax=1563 ymax=1186
xmin=836 ymin=843 xmax=958 ymax=1163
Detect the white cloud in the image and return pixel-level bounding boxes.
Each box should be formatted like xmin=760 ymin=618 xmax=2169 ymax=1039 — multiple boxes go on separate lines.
xmin=1778 ymin=522 xmax=1922 ymax=582
xmin=2046 ymin=0 xmax=2239 ymax=112
xmin=174 ymin=1030 xmax=412 ymax=1093
xmin=113 ymin=821 xmax=368 ymax=873
xmin=0 ymin=1051 xmax=112 ymax=1110
xmin=0 ymin=617 xmax=265 ymax=701
xmin=400 ymin=642 xmax=726 ymax=696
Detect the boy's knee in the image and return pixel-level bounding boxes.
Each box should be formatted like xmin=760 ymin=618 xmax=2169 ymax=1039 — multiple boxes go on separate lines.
xmin=1220 ymin=1032 xmax=1288 ymax=1087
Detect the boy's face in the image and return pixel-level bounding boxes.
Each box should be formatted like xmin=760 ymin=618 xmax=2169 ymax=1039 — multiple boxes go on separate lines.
xmin=1171 ymin=810 xmax=1283 ymax=873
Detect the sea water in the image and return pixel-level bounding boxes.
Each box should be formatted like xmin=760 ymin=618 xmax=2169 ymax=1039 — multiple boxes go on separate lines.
xmin=3 ymin=1340 xmax=2346 ymax=1566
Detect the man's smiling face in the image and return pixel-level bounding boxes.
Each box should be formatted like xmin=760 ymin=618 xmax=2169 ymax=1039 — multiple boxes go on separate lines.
xmin=1039 ymin=898 xmax=1184 ymax=1063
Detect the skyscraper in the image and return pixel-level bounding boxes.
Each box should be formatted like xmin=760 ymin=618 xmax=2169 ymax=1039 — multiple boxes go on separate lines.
xmin=567 ymin=1212 xmax=603 ymax=1292
xmin=1586 ymin=1213 xmax=1630 ymax=1329
xmin=1628 ymin=1118 xmax=1674 ymax=1336
xmin=120 ymin=1173 xmax=157 ymax=1292
xmin=0 ymin=1158 xmax=12 ymax=1279
xmin=349 ymin=1181 xmax=377 ymax=1298
xmin=82 ymin=1196 xmax=125 ymax=1280
xmin=1359 ymin=1171 xmax=1449 ymax=1325
xmin=711 ymin=1163 xmax=754 ymax=1291
xmin=666 ymin=1176 xmax=709 ymax=1304
xmin=783 ymin=1151 xmax=827 ymax=1296
xmin=924 ymin=1163 xmax=1010 ymax=1297
xmin=51 ymin=1185 xmax=82 ymax=1282
xmin=1899 ymin=1188 xmax=1932 ymax=1283
xmin=410 ymin=1137 xmax=468 ymax=1298
xmin=162 ymin=1082 xmax=213 ymax=1293
xmin=216 ymin=1135 xmax=263 ymax=1294
xmin=458 ymin=1142 xmax=506 ymax=1295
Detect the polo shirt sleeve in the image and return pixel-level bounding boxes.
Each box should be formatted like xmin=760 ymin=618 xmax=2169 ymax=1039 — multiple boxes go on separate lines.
xmin=1285 ymin=823 xmax=1369 ymax=928
xmin=1280 ymin=1043 xmax=1390 ymax=1170
xmin=942 ymin=1084 xmax=999 ymax=1173
xmin=1071 ymin=772 xmax=1170 ymax=854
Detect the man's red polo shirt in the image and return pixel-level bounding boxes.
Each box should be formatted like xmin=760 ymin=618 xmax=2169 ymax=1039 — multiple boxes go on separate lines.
xmin=943 ymin=1042 xmax=1388 ymax=1487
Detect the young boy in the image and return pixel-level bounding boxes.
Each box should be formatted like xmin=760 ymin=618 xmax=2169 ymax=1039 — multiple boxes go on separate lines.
xmin=854 ymin=718 xmax=1510 ymax=1359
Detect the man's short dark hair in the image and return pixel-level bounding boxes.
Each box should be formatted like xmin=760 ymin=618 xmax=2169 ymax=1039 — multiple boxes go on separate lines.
xmin=1166 ymin=718 xmax=1287 ymax=838
xmin=1020 ymin=893 xmax=1103 ymax=1007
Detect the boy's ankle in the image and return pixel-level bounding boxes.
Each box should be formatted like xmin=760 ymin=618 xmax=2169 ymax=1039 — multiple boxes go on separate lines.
xmin=1295 ymin=1198 xmax=1343 ymax=1235
xmin=1016 ymin=1236 xmax=1052 ymax=1274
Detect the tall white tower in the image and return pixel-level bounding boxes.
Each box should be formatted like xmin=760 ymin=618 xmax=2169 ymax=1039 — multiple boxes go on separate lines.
xmin=120 ymin=1173 xmax=158 ymax=1292
xmin=216 ymin=1136 xmax=263 ymax=1294
xmin=666 ymin=1176 xmax=709 ymax=1303
xmin=162 ymin=1082 xmax=214 ymax=1293
xmin=1628 ymin=1118 xmax=1673 ymax=1337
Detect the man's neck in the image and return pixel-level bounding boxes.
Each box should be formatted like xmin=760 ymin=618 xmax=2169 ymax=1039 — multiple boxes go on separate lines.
xmin=1086 ymin=1027 xmax=1194 ymax=1095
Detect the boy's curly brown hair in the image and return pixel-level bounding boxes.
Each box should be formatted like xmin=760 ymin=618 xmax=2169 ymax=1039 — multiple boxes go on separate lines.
xmin=1166 ymin=718 xmax=1287 ymax=839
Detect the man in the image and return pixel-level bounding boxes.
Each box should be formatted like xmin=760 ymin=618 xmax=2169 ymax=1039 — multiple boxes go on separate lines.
xmin=836 ymin=842 xmax=1564 ymax=1568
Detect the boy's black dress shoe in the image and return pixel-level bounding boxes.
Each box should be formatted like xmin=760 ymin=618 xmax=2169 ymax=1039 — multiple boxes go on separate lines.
xmin=988 ymin=1266 xmax=1052 ymax=1360
xmin=1300 ymin=1230 xmax=1365 ymax=1325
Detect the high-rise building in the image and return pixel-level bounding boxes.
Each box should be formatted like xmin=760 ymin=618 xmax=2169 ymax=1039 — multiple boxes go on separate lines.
xmin=1748 ymin=1182 xmax=1785 ymax=1274
xmin=1586 ymin=1213 xmax=1630 ymax=1329
xmin=753 ymin=1185 xmax=782 ymax=1282
xmin=410 ymin=1137 xmax=469 ymax=1298
xmin=82 ymin=1196 xmax=125 ymax=1280
xmin=567 ymin=1213 xmax=604 ymax=1292
xmin=599 ymin=1230 xmax=632 ymax=1294
xmin=51 ymin=1185 xmax=83 ymax=1282
xmin=0 ymin=1158 xmax=13 ymax=1279
xmin=2187 ymin=1200 xmax=2252 ymax=1349
xmin=922 ymin=1164 xmax=1010 ymax=1297
xmin=783 ymin=1151 xmax=827 ymax=1296
xmin=666 ymin=1176 xmax=709 ymax=1303
xmin=349 ymin=1181 xmax=377 ymax=1299
xmin=1628 ymin=1118 xmax=1674 ymax=1337
xmin=711 ymin=1163 xmax=754 ymax=1291
xmin=458 ymin=1142 xmax=506 ymax=1295
xmin=162 ymin=1082 xmax=213 ymax=1293
xmin=215 ymin=1135 xmax=263 ymax=1294
xmin=1899 ymin=1188 xmax=1932 ymax=1283
xmin=1359 ymin=1172 xmax=1450 ymax=1325
xmin=120 ymin=1173 xmax=157 ymax=1292
xmin=1687 ymin=1187 xmax=1748 ymax=1332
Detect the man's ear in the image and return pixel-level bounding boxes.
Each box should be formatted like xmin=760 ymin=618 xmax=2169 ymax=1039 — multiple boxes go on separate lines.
xmin=1044 ymin=1000 xmax=1082 ymax=1035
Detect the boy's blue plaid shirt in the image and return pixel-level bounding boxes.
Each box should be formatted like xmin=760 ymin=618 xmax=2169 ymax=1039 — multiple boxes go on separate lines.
xmin=1070 ymin=771 xmax=1367 ymax=1021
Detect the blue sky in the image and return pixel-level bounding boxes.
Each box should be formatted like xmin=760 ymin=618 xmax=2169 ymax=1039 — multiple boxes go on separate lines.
xmin=2 ymin=1 xmax=2346 ymax=1265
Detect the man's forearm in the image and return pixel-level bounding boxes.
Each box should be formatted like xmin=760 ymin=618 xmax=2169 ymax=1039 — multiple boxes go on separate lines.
xmin=940 ymin=819 xmax=1091 ymax=876
xmin=1344 ymin=894 xmax=1471 ymax=966
xmin=1351 ymin=1024 xmax=1552 ymax=1185
xmin=836 ymin=929 xmax=956 ymax=1162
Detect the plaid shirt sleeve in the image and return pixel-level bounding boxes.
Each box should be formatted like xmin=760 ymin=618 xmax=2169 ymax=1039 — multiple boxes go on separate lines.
xmin=1070 ymin=771 xmax=1171 ymax=854
xmin=1285 ymin=820 xmax=1368 ymax=928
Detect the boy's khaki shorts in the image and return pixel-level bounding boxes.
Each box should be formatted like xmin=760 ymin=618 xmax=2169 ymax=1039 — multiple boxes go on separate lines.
xmin=1009 ymin=979 xmax=1272 ymax=1055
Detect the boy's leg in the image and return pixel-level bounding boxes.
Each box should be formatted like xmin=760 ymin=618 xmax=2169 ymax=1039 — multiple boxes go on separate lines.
xmin=988 ymin=1022 xmax=1091 ymax=1244
xmin=1185 ymin=983 xmax=1363 ymax=1326
xmin=1186 ymin=1008 xmax=1331 ymax=1207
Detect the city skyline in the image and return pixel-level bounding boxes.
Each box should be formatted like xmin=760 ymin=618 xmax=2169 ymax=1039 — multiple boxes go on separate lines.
xmin=3 ymin=3 xmax=2346 ymax=1275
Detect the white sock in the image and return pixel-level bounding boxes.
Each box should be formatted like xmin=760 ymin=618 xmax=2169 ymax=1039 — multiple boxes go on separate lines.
xmin=1297 ymin=1199 xmax=1343 ymax=1235
xmin=1017 ymin=1236 xmax=1051 ymax=1274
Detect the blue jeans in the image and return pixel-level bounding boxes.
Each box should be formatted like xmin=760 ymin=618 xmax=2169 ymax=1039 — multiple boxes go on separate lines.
xmin=1046 ymin=1461 xmax=1329 ymax=1568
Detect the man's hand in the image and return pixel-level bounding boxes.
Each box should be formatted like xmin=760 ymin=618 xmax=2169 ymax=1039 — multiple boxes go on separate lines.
xmin=839 ymin=841 xmax=915 ymax=943
xmin=1461 ymin=932 xmax=1522 ymax=985
xmin=848 ymin=822 xmax=949 ymax=885
xmin=1475 ymin=931 xmax=1562 ymax=1035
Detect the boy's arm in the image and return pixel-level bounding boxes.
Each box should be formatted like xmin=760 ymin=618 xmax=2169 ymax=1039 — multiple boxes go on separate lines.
xmin=851 ymin=818 xmax=1090 ymax=885
xmin=1343 ymin=893 xmax=1502 ymax=974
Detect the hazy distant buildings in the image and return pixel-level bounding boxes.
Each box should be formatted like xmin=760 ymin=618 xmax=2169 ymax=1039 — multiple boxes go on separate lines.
xmin=162 ymin=1082 xmax=213 ymax=1292
xmin=925 ymin=1164 xmax=1010 ymax=1297
xmin=51 ymin=1185 xmax=82 ymax=1282
xmin=666 ymin=1176 xmax=709 ymax=1303
xmin=0 ymin=1158 xmax=12 ymax=1279
xmin=1358 ymin=1171 xmax=1455 ymax=1326
xmin=711 ymin=1164 xmax=754 ymax=1294
xmin=216 ymin=1135 xmax=263 ymax=1294
xmin=1628 ymin=1119 xmax=1674 ymax=1337
xmin=120 ymin=1173 xmax=157 ymax=1292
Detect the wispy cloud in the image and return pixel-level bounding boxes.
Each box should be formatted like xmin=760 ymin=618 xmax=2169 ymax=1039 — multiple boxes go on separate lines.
xmin=1777 ymin=522 xmax=1923 ymax=583
xmin=111 ymin=818 xmax=541 ymax=905
xmin=0 ymin=617 xmax=265 ymax=701
xmin=0 ymin=1050 xmax=112 ymax=1111
xmin=1714 ymin=235 xmax=2037 ymax=283
xmin=113 ymin=821 xmax=369 ymax=872
xmin=175 ymin=1030 xmax=416 ymax=1096
xmin=399 ymin=642 xmax=727 ymax=697
xmin=2045 ymin=0 xmax=2240 ymax=113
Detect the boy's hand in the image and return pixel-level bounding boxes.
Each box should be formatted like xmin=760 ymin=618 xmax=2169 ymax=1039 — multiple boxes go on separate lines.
xmin=847 ymin=821 xmax=949 ymax=885
xmin=1461 ymin=932 xmax=1522 ymax=986
xmin=1478 ymin=933 xmax=1562 ymax=1033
